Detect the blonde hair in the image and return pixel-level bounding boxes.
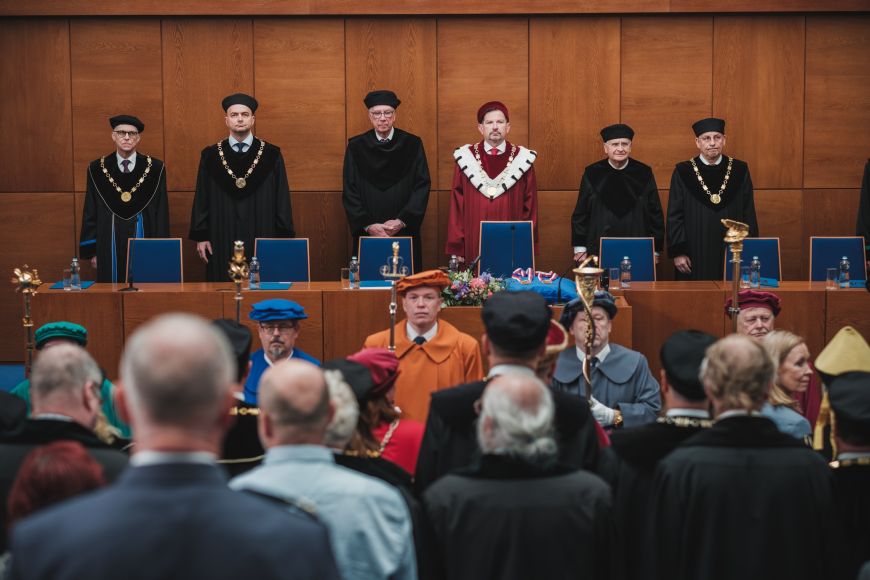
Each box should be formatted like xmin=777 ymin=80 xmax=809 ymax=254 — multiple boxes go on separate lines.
xmin=762 ymin=330 xmax=804 ymax=410
xmin=701 ymin=335 xmax=773 ymax=412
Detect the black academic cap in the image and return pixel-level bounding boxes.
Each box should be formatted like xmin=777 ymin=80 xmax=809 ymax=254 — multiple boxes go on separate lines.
xmin=221 ymin=93 xmax=258 ymax=113
xmin=660 ymin=330 xmax=717 ymax=401
xmin=600 ymin=123 xmax=634 ymax=142
xmin=828 ymin=371 xmax=870 ymax=439
xmin=321 ymin=358 xmax=375 ymax=403
xmin=211 ymin=319 xmax=252 ymax=383
xmin=363 ymin=90 xmax=401 ymax=109
xmin=559 ymin=291 xmax=618 ymax=329
xmin=482 ymin=291 xmax=551 ymax=355
xmin=692 ymin=117 xmax=725 ymax=137
xmin=109 ymin=115 xmax=144 ymax=132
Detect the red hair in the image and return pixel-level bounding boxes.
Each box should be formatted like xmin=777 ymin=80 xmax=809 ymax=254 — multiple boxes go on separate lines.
xmin=7 ymin=441 xmax=106 ymax=528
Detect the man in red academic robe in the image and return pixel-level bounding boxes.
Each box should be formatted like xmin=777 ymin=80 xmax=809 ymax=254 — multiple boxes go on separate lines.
xmin=445 ymin=101 xmax=538 ymax=263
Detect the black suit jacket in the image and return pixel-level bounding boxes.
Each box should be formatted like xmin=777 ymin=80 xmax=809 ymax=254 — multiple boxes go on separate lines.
xmin=0 ymin=419 xmax=129 ymax=552
xmin=415 ymin=379 xmax=600 ymax=492
xmin=8 ymin=462 xmax=340 ymax=580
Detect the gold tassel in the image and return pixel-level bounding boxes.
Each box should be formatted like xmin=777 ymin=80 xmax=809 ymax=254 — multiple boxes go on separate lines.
xmin=812 ymin=388 xmax=837 ymax=458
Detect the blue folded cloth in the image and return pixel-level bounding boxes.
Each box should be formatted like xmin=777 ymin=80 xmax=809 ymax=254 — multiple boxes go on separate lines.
xmin=760 ymin=277 xmax=779 ymax=288
xmin=505 ymin=277 xmax=578 ymax=304
xmin=250 ymin=282 xmax=292 ymax=290
xmin=50 ymin=281 xmax=95 ymax=290
xmin=359 ymin=280 xmax=392 ymax=289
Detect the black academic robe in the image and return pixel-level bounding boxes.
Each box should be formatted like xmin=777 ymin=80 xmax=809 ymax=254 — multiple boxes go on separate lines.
xmin=832 ymin=461 xmax=870 ymax=579
xmin=422 ymin=454 xmax=616 ymax=580
xmin=605 ymin=415 xmax=711 ymax=580
xmin=342 ymin=128 xmax=431 ymax=273
xmin=650 ymin=416 xmax=838 ymax=580
xmin=189 ymin=139 xmax=294 ymax=282
xmin=414 ymin=378 xmax=600 ymax=493
xmin=79 ymin=153 xmax=169 ymax=283
xmin=571 ymin=157 xmax=664 ymax=255
xmin=667 ymin=156 xmax=758 ymax=280
xmin=219 ymin=400 xmax=263 ymax=478
xmin=857 ymin=159 xmax=870 ymax=262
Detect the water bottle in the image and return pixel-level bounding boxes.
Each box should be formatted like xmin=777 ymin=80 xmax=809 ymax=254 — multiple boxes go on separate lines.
xmin=448 ymin=255 xmax=460 ymax=273
xmin=248 ymin=256 xmax=260 ymax=290
xmin=839 ymin=256 xmax=851 ymax=288
xmin=749 ymin=256 xmax=761 ymax=288
xmin=619 ymin=256 xmax=632 ymax=289
xmin=349 ymin=256 xmax=359 ymax=289
xmin=70 ymin=258 xmax=81 ymax=291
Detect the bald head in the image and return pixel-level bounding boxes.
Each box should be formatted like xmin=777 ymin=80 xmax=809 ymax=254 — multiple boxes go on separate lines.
xmin=478 ymin=374 xmax=556 ymax=461
xmin=30 ymin=343 xmax=102 ymax=429
xmin=701 ymin=334 xmax=773 ymax=414
xmin=121 ymin=313 xmax=235 ymax=429
xmin=258 ymin=360 xmax=332 ymax=446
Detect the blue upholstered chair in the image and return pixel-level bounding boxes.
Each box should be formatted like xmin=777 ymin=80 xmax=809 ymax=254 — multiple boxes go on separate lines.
xmin=723 ymin=238 xmax=782 ymax=282
xmin=254 ymin=238 xmax=311 ymax=282
xmin=809 ymin=237 xmax=866 ymax=282
xmin=358 ymin=236 xmax=414 ymax=281
xmin=479 ymin=221 xmax=534 ymax=278
xmin=126 ymin=238 xmax=183 ymax=283
xmin=599 ymin=237 xmax=656 ymax=282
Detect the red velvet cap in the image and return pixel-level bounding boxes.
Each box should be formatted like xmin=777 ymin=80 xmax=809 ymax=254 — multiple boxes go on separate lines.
xmin=347 ymin=347 xmax=400 ymax=398
xmin=724 ymin=289 xmax=782 ymax=318
xmin=477 ymin=101 xmax=509 ymax=123
xmin=545 ymin=320 xmax=569 ymax=356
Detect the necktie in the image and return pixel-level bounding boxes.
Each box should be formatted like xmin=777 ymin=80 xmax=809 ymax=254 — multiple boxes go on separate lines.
xmin=380 ymin=138 xmax=389 ymax=144
xmin=589 ymin=357 xmax=599 ymax=371
xmin=121 ymin=159 xmax=131 ymax=173
xmin=235 ymin=143 xmax=245 ymax=153
xmin=489 ymin=148 xmax=498 ymax=156
xmin=413 ymin=336 xmax=426 ymax=345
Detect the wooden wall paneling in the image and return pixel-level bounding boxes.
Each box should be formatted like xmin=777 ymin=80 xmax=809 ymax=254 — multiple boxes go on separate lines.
xmin=804 ymin=16 xmax=870 ymax=188
xmin=254 ymin=19 xmax=346 ymax=191
xmin=164 ymin=191 xmax=206 ymax=282
xmin=826 ymin=291 xmax=870 ymax=345
xmin=436 ymin=190 xmax=452 ymax=264
xmin=536 ymin=190 xmax=577 ymax=275
xmin=162 ymin=18 xmax=254 ymax=191
xmin=529 ymin=17 xmax=621 ymax=191
xmin=802 ymin=188 xmax=862 ymax=278
xmin=419 ymin=192 xmax=441 ymax=270
xmin=437 ymin=18 xmax=529 ymax=190
xmin=122 ymin=289 xmax=224 ymax=340
xmin=70 ymin=19 xmax=164 ymax=193
xmin=713 ymin=16 xmax=804 ymax=189
xmin=0 ymin=193 xmax=77 ymax=361
xmin=292 ymin=191 xmax=349 ymax=281
xmin=345 ymin=18 xmax=438 ymax=179
xmin=657 ymin=189 xmax=677 ymax=281
xmin=31 ymin=291 xmax=124 ymax=379
xmin=621 ymin=16 xmax=713 ymax=189
xmin=0 ymin=20 xmax=73 ymax=192
xmin=770 ymin=286 xmax=826 ymax=359
xmin=754 ymin=190 xmax=803 ymax=281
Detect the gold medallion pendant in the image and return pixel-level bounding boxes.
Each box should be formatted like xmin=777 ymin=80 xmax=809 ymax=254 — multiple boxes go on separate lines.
xmin=710 ymin=193 xmax=721 ymax=204
xmin=235 ymin=177 xmax=247 ymax=189
xmin=121 ymin=191 xmax=132 ymax=203
xmin=486 ymin=186 xmax=498 ymax=197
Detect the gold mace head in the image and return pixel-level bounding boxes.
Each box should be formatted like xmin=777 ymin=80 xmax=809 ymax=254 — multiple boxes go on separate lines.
xmin=573 ymin=256 xmax=603 ymax=305
xmin=228 ymin=240 xmax=249 ymax=283
xmin=721 ymin=219 xmax=750 ymax=244
xmin=12 ymin=265 xmax=43 ymax=293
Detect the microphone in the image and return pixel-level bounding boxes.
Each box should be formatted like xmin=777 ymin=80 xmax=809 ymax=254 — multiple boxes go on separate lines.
xmin=555 ymin=262 xmax=578 ymax=305
xmin=466 ymin=254 xmax=482 ymax=274
xmin=119 ymin=239 xmax=140 ymax=292
xmin=510 ymin=224 xmax=517 ymax=272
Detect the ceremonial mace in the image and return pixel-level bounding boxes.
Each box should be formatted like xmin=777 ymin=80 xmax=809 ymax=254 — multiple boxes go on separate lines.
xmin=12 ymin=265 xmax=43 ymax=378
xmin=228 ymin=241 xmax=250 ymax=324
xmin=573 ymin=256 xmax=604 ymax=405
xmin=380 ymin=241 xmax=409 ymax=352
xmin=722 ymin=219 xmax=750 ymax=333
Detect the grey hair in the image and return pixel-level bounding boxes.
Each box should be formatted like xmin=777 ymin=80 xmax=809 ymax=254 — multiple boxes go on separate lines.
xmin=120 ymin=313 xmax=235 ymax=426
xmin=701 ymin=334 xmax=773 ymax=412
xmin=31 ymin=343 xmax=102 ymax=402
xmin=477 ymin=375 xmax=558 ymax=461
xmin=323 ymin=369 xmax=359 ymax=450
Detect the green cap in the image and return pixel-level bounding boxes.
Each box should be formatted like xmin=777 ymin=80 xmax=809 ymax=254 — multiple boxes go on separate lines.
xmin=35 ymin=321 xmax=88 ymax=350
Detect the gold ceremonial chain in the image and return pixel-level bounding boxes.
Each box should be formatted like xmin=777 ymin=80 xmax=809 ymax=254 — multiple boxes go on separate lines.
xmin=229 ymin=405 xmax=260 ymax=416
xmin=100 ymin=155 xmax=152 ymax=203
xmin=378 ymin=419 xmax=401 ymax=454
xmin=830 ymin=456 xmax=870 ymax=469
xmin=473 ymin=143 xmax=516 ymax=199
xmin=218 ymin=139 xmax=266 ymax=189
xmin=656 ymin=416 xmax=714 ymax=429
xmin=689 ymin=156 xmax=733 ymax=205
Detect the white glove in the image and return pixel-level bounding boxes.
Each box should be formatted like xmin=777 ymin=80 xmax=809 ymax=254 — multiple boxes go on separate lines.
xmin=589 ymin=396 xmax=616 ymax=426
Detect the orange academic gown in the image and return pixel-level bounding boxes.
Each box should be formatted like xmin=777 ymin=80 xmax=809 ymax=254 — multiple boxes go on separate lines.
xmin=364 ymin=319 xmax=484 ymax=422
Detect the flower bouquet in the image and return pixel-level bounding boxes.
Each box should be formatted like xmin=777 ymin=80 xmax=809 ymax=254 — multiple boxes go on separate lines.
xmin=441 ymin=270 xmax=505 ymax=307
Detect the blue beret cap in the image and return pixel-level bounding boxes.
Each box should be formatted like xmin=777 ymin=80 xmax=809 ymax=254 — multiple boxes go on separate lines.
xmin=248 ymin=299 xmax=308 ymax=322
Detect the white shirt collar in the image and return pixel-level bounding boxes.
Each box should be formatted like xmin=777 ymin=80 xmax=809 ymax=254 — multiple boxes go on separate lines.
xmin=374 ymin=127 xmax=395 ymax=142
xmin=716 ymin=409 xmax=761 ymax=420
xmin=264 ymin=349 xmax=295 ymax=368
xmin=228 ymin=133 xmax=255 ymax=149
xmin=666 ymin=408 xmax=710 ymax=419
xmin=487 ymin=364 xmax=535 ymax=378
xmin=116 ymin=151 xmax=137 ymax=171
xmin=575 ymin=343 xmax=611 ymax=363
xmin=32 ymin=413 xmax=75 ymax=422
xmin=407 ymin=321 xmax=438 ymax=342
xmin=607 ymin=158 xmax=629 ymax=170
xmin=130 ymin=451 xmax=216 ymax=466
xmin=484 ymin=140 xmax=507 ymax=154
xmin=699 ymin=154 xmax=723 ymax=166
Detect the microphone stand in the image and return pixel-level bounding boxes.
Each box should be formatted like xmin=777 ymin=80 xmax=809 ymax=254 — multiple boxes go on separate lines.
xmin=119 ymin=240 xmax=139 ymax=292
xmin=510 ymin=224 xmax=516 ymax=273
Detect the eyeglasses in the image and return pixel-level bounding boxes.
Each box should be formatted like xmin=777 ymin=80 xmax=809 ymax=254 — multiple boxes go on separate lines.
xmin=369 ymin=110 xmax=395 ymax=119
xmin=113 ymin=130 xmax=140 ymax=139
xmin=259 ymin=323 xmax=297 ymax=334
